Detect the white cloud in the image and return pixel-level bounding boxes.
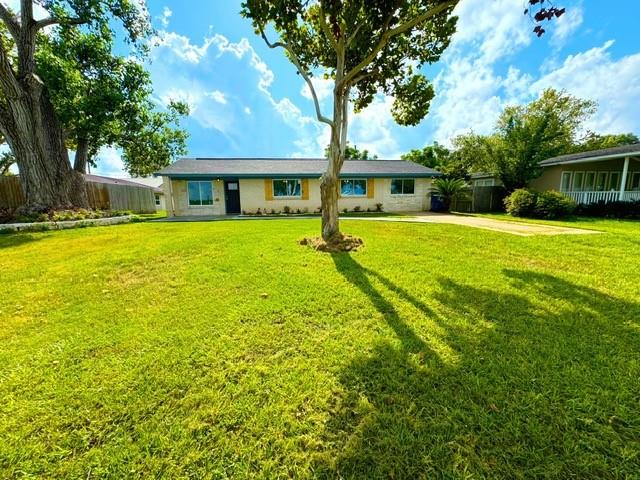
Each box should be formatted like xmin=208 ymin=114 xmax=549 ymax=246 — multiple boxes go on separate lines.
xmin=157 ymin=6 xmax=172 ymax=28
xmin=349 ymin=96 xmax=400 ymax=158
xmin=206 ymin=90 xmax=227 ymax=105
xmin=244 ymin=107 xmax=252 ymax=115
xmin=531 ymin=41 xmax=640 ymax=134
xmin=551 ymin=4 xmax=584 ymax=47
xmin=301 ymin=77 xmax=334 ymax=102
xmin=93 ymin=147 xmax=126 ymax=178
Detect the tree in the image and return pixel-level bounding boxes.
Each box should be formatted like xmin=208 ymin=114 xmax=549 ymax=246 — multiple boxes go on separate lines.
xmin=0 ymin=0 xmax=150 ymax=211
xmin=401 ymin=142 xmax=450 ymax=169
xmin=242 ymin=0 xmax=458 ymax=242
xmin=466 ymin=89 xmax=596 ymax=192
xmin=0 ymin=150 xmax=13 ymax=175
xmin=325 ymin=142 xmax=377 ymax=160
xmin=574 ymin=132 xmax=639 ymax=153
xmin=37 ymin=28 xmax=189 ymax=176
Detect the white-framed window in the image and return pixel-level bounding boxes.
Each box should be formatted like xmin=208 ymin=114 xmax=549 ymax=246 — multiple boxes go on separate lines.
xmin=584 ymin=171 xmax=596 ymax=191
xmin=391 ymin=178 xmax=415 ymax=195
xmin=572 ymin=171 xmax=585 ymax=192
xmin=475 ymin=178 xmax=495 ymax=187
xmin=155 ymin=194 xmax=161 ymax=206
xmin=560 ymin=172 xmax=572 ymax=192
xmin=273 ymin=179 xmax=302 ymax=197
xmin=608 ymin=171 xmax=621 ymax=191
xmin=188 ymin=181 xmax=214 ymax=206
xmin=341 ymin=179 xmax=367 ymax=196
xmin=629 ymin=172 xmax=640 ymax=191
xmin=595 ymin=172 xmax=608 ymax=191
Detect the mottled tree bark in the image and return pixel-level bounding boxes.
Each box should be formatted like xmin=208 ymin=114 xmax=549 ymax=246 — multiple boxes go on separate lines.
xmin=73 ymin=137 xmax=90 ymax=173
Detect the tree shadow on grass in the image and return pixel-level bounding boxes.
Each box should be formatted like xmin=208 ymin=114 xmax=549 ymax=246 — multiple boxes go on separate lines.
xmin=0 ymin=232 xmax=49 ymax=249
xmin=315 ymin=256 xmax=640 ymax=479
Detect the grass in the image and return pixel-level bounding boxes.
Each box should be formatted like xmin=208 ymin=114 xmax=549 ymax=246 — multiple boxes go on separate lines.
xmin=0 ymin=217 xmax=639 ymax=478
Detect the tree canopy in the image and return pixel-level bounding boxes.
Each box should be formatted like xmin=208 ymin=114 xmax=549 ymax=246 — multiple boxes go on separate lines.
xmin=37 ymin=27 xmax=189 ymax=175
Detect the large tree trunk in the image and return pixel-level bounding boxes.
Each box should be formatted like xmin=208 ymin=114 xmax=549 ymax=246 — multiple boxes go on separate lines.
xmin=320 ymin=87 xmax=349 ymax=241
xmin=2 ymin=78 xmax=88 ymax=211
xmin=73 ymin=137 xmax=89 ymax=173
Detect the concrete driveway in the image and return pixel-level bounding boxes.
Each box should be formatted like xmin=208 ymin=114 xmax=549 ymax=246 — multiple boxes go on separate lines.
xmin=347 ymin=212 xmax=600 ymax=236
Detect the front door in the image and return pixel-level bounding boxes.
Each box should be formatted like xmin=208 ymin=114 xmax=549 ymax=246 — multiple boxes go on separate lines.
xmin=224 ymin=180 xmax=241 ymax=214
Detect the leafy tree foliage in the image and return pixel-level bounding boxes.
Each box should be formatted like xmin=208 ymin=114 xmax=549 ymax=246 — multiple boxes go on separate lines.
xmin=460 ymin=89 xmax=596 ymax=192
xmin=325 ymin=142 xmax=377 ymax=160
xmin=401 ymin=142 xmax=450 ymax=169
xmin=0 ymin=0 xmax=151 ymax=210
xmin=574 ymin=132 xmax=639 ymax=153
xmin=0 ymin=150 xmax=14 ymax=175
xmin=430 ymin=177 xmax=467 ymax=212
xmin=37 ymin=28 xmax=189 ymax=175
xmin=241 ymin=0 xmax=458 ymax=241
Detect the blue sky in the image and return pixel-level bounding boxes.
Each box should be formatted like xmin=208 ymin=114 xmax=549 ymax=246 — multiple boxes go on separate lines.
xmin=91 ymin=0 xmax=640 ymax=177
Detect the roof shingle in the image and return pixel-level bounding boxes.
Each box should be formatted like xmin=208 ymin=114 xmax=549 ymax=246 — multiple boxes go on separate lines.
xmin=540 ymin=143 xmax=640 ymax=166
xmin=156 ymin=158 xmax=441 ymax=178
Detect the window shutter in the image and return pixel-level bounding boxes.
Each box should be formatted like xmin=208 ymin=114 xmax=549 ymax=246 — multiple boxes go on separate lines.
xmin=301 ymin=179 xmax=309 ymax=200
xmin=367 ymin=178 xmax=375 ymax=198
xmin=264 ymin=179 xmax=273 ymax=201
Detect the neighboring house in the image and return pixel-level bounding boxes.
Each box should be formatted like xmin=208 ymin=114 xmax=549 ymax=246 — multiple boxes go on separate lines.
xmin=470 ymin=172 xmax=503 ymax=188
xmin=156 ymin=158 xmax=441 ymax=217
xmin=126 ymin=176 xmax=165 ymax=211
xmin=530 ymin=143 xmax=640 ymax=204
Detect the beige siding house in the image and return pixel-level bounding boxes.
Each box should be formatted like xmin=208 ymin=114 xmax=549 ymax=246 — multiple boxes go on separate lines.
xmin=530 ymin=144 xmax=640 ymax=204
xmin=156 ymin=158 xmax=440 ymax=217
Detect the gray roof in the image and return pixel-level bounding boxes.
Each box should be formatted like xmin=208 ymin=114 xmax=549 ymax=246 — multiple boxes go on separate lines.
xmin=85 ymin=174 xmax=159 ymax=191
xmin=156 ymin=158 xmax=441 ymax=178
xmin=540 ymin=143 xmax=640 ymax=166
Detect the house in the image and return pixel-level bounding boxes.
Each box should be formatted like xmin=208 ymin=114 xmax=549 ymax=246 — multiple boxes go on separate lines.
xmin=530 ymin=143 xmax=640 ymax=204
xmin=125 ymin=177 xmax=166 ymax=211
xmin=156 ymin=158 xmax=441 ymax=217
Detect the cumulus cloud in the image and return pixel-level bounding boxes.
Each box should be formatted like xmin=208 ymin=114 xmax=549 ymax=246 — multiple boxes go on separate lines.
xmin=93 ymin=147 xmax=126 ymax=177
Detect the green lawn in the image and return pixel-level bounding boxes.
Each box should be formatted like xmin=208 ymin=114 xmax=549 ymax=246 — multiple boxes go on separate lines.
xmin=1 ymin=218 xmax=639 ymax=478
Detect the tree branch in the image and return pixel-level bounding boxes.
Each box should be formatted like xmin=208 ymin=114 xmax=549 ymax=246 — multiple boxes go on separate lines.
xmin=341 ymin=0 xmax=457 ymax=87
xmin=35 ymin=15 xmax=88 ymax=31
xmin=317 ymin=6 xmax=338 ymax=51
xmin=260 ymin=29 xmax=334 ymax=127
xmin=0 ymin=3 xmax=20 ymax=40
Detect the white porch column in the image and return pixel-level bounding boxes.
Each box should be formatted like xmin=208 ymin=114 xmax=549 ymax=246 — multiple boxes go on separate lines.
xmin=619 ymin=156 xmax=630 ymax=200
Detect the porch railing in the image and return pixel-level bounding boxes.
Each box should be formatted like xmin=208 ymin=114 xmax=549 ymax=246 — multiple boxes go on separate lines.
xmin=563 ymin=190 xmax=640 ymax=204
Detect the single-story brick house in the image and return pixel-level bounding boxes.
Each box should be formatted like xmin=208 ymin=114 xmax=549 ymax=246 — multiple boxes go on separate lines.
xmin=530 ymin=143 xmax=640 ymax=204
xmin=156 ymin=158 xmax=441 ymax=217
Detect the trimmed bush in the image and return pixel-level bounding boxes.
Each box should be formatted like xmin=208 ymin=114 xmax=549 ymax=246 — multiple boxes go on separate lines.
xmin=534 ymin=190 xmax=576 ymax=219
xmin=576 ymin=200 xmax=640 ymax=219
xmin=504 ymin=189 xmax=537 ymax=217
xmin=505 ymin=189 xmax=575 ymax=219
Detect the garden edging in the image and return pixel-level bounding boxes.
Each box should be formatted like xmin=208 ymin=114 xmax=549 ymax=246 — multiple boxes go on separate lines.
xmin=0 ymin=215 xmax=135 ymax=233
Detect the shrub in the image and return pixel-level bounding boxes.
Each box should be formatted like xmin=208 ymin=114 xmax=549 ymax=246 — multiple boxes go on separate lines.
xmin=576 ymin=200 xmax=640 ymax=219
xmin=534 ymin=190 xmax=576 ymax=219
xmin=504 ymin=189 xmax=537 ymax=217
xmin=283 ymin=206 xmax=291 ymax=214
xmin=353 ymin=206 xmax=361 ymax=212
xmin=505 ymin=189 xmax=575 ymax=219
xmin=375 ymin=203 xmax=383 ymax=212
xmin=431 ymin=178 xmax=468 ymax=212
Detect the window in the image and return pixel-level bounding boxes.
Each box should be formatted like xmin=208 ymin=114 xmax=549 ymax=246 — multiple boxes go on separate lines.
xmin=595 ymin=172 xmax=608 ymax=191
xmin=572 ymin=171 xmax=585 ymax=191
xmin=391 ymin=179 xmax=415 ymax=195
xmin=584 ymin=172 xmax=596 ymax=191
xmin=608 ymin=172 xmax=621 ymax=191
xmin=341 ymin=179 xmax=367 ymax=196
xmin=630 ymin=172 xmax=640 ymax=191
xmin=273 ymin=179 xmax=301 ymax=197
xmin=560 ymin=172 xmax=572 ymax=192
xmin=188 ymin=181 xmax=214 ymax=206
xmin=475 ymin=178 xmax=495 ymax=187
xmin=155 ymin=194 xmax=161 ymax=206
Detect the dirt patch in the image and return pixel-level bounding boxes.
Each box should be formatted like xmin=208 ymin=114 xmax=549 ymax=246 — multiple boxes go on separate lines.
xmin=300 ymin=234 xmax=363 ymax=252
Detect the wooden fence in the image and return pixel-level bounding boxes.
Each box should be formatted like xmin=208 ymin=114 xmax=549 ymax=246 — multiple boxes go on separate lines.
xmin=0 ymin=176 xmax=156 ymax=213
